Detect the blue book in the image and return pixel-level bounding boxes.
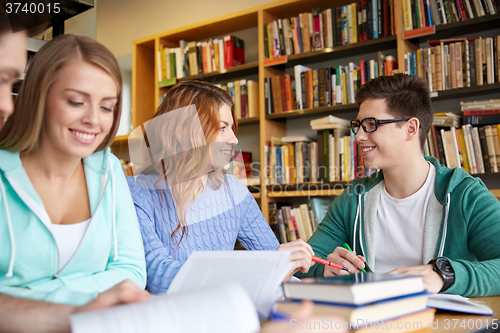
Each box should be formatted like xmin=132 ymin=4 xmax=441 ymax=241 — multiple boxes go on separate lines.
xmin=283 ymin=273 xmax=425 ymax=305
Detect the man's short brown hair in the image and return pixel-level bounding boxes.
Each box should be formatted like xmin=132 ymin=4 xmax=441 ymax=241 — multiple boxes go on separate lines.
xmin=355 ymin=74 xmax=433 ymax=148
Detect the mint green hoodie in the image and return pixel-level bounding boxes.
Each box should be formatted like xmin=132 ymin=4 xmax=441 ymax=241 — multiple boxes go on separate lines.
xmin=296 ymin=156 xmax=500 ymax=297
xmin=0 ymin=148 xmax=146 ymax=305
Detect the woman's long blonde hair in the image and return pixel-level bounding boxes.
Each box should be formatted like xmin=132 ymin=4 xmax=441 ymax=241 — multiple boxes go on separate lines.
xmin=149 ymin=81 xmax=236 ymax=244
xmin=0 ymin=34 xmax=122 ymax=152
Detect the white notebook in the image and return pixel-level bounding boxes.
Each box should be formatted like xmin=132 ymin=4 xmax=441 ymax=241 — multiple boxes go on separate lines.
xmin=427 ymin=294 xmax=494 ymax=315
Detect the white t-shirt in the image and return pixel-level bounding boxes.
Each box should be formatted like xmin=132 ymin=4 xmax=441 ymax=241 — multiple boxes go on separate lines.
xmin=51 ymin=219 xmax=91 ymax=271
xmin=374 ymin=162 xmax=436 ymax=273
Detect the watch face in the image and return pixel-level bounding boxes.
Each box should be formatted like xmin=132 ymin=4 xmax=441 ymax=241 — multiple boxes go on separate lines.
xmin=436 ymin=259 xmax=454 ymax=275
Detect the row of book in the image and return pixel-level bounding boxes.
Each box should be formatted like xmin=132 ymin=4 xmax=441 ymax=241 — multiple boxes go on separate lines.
xmin=156 ymin=36 xmax=244 ymax=85
xmin=264 ymin=1 xmax=396 ymax=60
xmin=264 ymin=53 xmax=398 ymax=113
xmin=403 ymin=36 xmax=500 ymax=92
xmin=264 ymin=115 xmax=375 ymax=185
xmin=403 ymin=0 xmax=499 ymax=31
xmin=268 ymin=198 xmax=330 ymax=244
xmin=216 ymin=80 xmax=259 ymax=119
xmin=426 ymin=99 xmax=500 ymax=174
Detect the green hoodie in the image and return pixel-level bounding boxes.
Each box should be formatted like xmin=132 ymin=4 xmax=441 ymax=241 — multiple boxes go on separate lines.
xmin=296 ymin=156 xmax=500 ymax=297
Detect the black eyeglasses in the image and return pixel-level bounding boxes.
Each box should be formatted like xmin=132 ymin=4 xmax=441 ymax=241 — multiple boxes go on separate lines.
xmin=350 ymin=117 xmax=411 ymax=135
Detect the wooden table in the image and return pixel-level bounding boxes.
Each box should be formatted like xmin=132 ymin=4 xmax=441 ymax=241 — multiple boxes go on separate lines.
xmin=422 ymin=296 xmax=500 ymax=333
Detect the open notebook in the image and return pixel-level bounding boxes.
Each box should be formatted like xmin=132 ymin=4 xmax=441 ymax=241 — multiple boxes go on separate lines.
xmin=427 ymin=294 xmax=494 ymax=315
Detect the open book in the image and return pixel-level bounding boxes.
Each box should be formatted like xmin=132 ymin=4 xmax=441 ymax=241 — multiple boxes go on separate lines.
xmin=167 ymin=251 xmax=294 ymax=318
xmin=70 ymin=283 xmax=260 ymax=333
xmin=70 ymin=251 xmax=294 ymax=332
xmin=427 ymin=294 xmax=494 ymax=315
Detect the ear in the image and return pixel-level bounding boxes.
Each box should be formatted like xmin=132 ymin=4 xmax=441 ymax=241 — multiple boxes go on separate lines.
xmin=406 ymin=117 xmax=420 ymax=141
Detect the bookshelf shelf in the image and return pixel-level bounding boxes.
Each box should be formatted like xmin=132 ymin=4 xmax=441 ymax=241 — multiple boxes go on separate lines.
xmin=266 ymin=103 xmax=358 ymax=120
xmin=268 ymin=188 xmax=343 ymax=197
xmin=238 ymin=116 xmax=260 ymax=125
xmin=158 ymin=62 xmax=259 ymax=88
xmin=133 ymin=0 xmax=500 ymax=224
xmin=430 ymin=83 xmax=500 ymax=101
xmin=280 ymin=36 xmax=398 ymax=67
xmin=408 ymin=14 xmax=500 ymax=42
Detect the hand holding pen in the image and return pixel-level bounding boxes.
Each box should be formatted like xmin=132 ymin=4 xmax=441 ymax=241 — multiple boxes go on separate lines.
xmin=322 ymin=244 xmax=368 ymax=277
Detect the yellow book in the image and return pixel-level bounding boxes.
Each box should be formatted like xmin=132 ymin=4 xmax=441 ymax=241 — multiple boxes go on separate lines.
xmin=288 ymin=143 xmax=296 ymax=184
xmin=417 ymin=49 xmax=422 ymax=78
xmin=161 ymin=47 xmax=167 ymax=80
xmin=282 ymin=144 xmax=289 ymax=183
xmin=351 ymin=3 xmax=357 ymax=44
xmin=343 ymin=135 xmax=350 ymax=181
xmin=234 ymin=80 xmax=241 ymax=119
xmin=457 ymin=128 xmax=470 ymax=174
xmin=342 ymin=72 xmax=347 ymax=105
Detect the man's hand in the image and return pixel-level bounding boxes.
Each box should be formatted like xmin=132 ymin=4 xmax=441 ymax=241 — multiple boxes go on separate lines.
xmin=324 ymin=247 xmax=366 ymax=277
xmin=76 ymin=280 xmax=150 ymax=313
xmin=277 ymin=239 xmax=314 ymax=281
xmin=389 ymin=264 xmax=444 ymax=293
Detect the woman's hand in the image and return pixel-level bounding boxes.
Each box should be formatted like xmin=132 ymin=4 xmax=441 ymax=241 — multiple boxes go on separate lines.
xmin=277 ymin=239 xmax=314 ymax=281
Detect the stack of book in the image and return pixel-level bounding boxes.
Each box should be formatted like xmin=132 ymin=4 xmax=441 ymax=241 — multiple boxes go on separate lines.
xmin=278 ymin=273 xmax=433 ymax=333
xmin=265 ymin=52 xmax=397 ymax=113
xmin=425 ymin=100 xmax=500 ymax=174
xmin=266 ymin=136 xmax=317 ymax=185
xmin=269 ymin=199 xmax=330 ymax=244
xmin=403 ymin=0 xmax=499 ymax=32
xmin=216 ymin=80 xmax=259 ymax=119
xmin=403 ymin=36 xmax=500 ymax=91
xmin=157 ymin=35 xmax=244 ymax=86
xmin=264 ymin=2 xmax=396 ymax=60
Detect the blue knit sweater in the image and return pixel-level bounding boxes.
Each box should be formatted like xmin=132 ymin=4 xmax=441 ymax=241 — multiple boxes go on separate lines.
xmin=127 ymin=174 xmax=280 ymax=294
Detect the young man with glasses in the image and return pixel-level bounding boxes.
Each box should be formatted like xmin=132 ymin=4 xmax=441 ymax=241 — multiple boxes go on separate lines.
xmin=296 ymin=74 xmax=500 ymax=297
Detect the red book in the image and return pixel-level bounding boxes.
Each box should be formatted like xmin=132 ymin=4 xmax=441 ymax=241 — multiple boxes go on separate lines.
xmin=223 ymin=35 xmax=245 ymax=68
xmin=463 ymin=109 xmax=500 ymax=116
xmin=283 ymin=74 xmax=294 ymax=111
xmin=383 ymin=0 xmax=390 ymax=36
xmin=360 ymin=60 xmax=366 ymax=85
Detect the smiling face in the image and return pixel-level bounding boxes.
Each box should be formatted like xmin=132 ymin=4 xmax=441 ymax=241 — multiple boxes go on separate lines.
xmin=41 ymin=61 xmax=117 ymax=160
xmin=355 ymin=98 xmax=409 ymax=171
xmin=208 ymin=103 xmax=238 ymax=172
xmin=0 ymin=31 xmax=27 ymax=127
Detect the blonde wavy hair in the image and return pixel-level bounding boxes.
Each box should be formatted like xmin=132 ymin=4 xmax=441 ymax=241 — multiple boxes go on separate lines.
xmin=0 ymin=34 xmax=122 ymax=152
xmin=148 ymin=81 xmax=236 ymax=244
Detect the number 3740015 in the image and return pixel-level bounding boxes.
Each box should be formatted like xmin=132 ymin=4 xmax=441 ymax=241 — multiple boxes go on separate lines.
xmin=435 ymin=319 xmax=499 ymax=330
xmin=5 ymin=2 xmax=60 ymax=14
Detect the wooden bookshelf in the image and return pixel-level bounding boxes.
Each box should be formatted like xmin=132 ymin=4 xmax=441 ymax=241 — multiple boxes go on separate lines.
xmin=430 ymin=82 xmax=500 ymax=101
xmin=130 ymin=0 xmax=500 ymax=223
xmin=266 ymin=35 xmax=398 ymax=68
xmin=266 ymin=103 xmax=358 ymax=120
xmin=408 ymin=14 xmax=500 ymax=42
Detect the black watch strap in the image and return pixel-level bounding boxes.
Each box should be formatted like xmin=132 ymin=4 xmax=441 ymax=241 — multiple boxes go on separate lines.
xmin=429 ymin=258 xmax=455 ymax=292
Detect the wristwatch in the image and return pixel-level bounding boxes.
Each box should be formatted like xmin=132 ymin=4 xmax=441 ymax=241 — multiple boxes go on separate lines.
xmin=429 ymin=258 xmax=455 ymax=292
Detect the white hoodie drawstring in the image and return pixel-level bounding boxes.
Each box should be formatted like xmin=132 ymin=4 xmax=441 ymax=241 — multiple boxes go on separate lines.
xmin=109 ymin=157 xmax=119 ymax=262
xmin=438 ymin=193 xmax=451 ymax=257
xmin=352 ymin=194 xmax=362 ymax=255
xmin=1 ymin=180 xmax=15 ymax=277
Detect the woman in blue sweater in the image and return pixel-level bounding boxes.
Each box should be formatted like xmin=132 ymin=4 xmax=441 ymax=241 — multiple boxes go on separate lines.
xmin=127 ymin=81 xmax=313 ymax=293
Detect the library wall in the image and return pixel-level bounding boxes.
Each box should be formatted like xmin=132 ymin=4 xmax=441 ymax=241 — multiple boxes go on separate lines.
xmin=96 ymin=0 xmax=276 ymax=58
